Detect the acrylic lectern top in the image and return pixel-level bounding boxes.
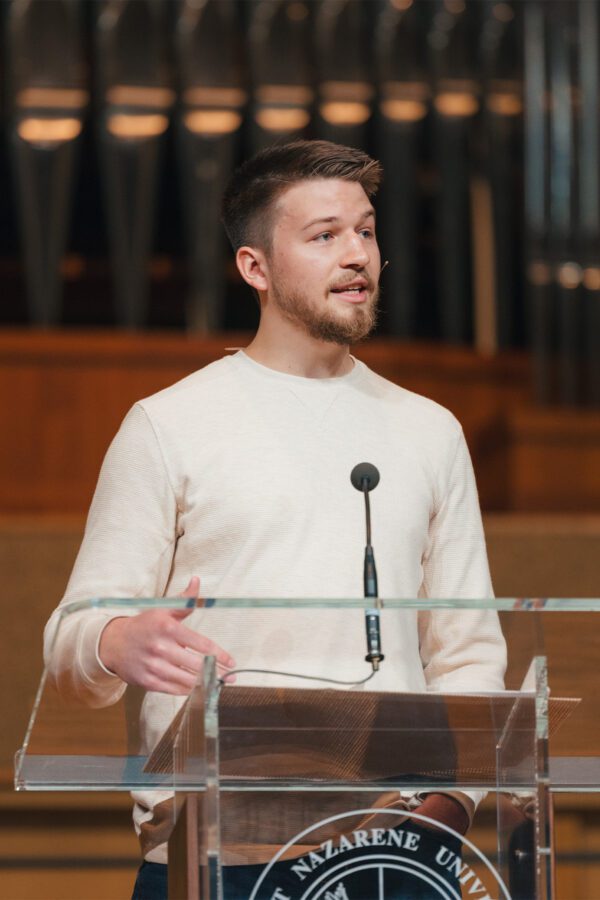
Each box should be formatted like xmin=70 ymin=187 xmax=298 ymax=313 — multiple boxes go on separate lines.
xmin=15 ymin=597 xmax=599 ymax=793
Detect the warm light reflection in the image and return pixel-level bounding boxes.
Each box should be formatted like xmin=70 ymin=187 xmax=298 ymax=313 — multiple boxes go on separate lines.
xmin=583 ymin=267 xmax=600 ymax=292
xmin=320 ymin=81 xmax=374 ymax=102
xmin=183 ymin=109 xmax=242 ymax=135
xmin=390 ymin=0 xmax=413 ymax=9
xmin=106 ymin=85 xmax=175 ymax=108
xmin=18 ymin=117 xmax=82 ymax=143
xmin=380 ymin=99 xmax=427 ymax=122
xmin=527 ymin=261 xmax=552 ymax=287
xmin=255 ymin=85 xmax=313 ymax=106
xmin=383 ymin=80 xmax=428 ymax=100
xmin=107 ymin=113 xmax=169 ymax=138
xmin=61 ymin=255 xmax=85 ymax=279
xmin=16 ymin=87 xmax=89 ymax=110
xmin=557 ymin=262 xmax=583 ymax=290
xmin=287 ymin=1 xmax=309 ymax=21
xmin=149 ymin=257 xmax=172 ymax=279
xmin=487 ymin=92 xmax=522 ymax=116
xmin=493 ymin=2 xmax=514 ymax=23
xmin=255 ymin=107 xmax=311 ymax=132
xmin=183 ymin=87 xmax=247 ymax=108
xmin=319 ymin=102 xmax=371 ymax=126
xmin=434 ymin=92 xmax=479 ymax=117
xmin=444 ymin=0 xmax=466 ymax=13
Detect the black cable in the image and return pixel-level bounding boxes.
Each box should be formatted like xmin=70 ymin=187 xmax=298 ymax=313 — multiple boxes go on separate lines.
xmin=218 ymin=667 xmax=375 ymax=688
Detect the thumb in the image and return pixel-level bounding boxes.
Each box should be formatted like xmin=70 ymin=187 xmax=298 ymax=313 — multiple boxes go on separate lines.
xmin=180 ymin=575 xmax=201 ymax=598
xmin=169 ymin=575 xmax=202 ymax=618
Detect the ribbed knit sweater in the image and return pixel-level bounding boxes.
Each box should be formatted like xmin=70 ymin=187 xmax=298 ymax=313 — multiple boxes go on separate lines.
xmin=44 ymin=351 xmax=506 ymax=863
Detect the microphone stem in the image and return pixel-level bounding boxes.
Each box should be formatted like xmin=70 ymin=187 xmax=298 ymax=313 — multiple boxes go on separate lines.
xmin=364 ymin=545 xmax=378 ymax=601
xmin=361 ymin=478 xmax=384 ymax=670
xmin=363 ymin=484 xmax=372 ymax=546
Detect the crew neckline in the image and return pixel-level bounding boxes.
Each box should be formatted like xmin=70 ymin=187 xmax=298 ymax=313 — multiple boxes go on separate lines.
xmin=231 ymin=349 xmax=364 ymax=387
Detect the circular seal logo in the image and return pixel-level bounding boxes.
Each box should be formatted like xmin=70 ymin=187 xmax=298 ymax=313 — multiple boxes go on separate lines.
xmin=247 ymin=809 xmax=511 ymax=900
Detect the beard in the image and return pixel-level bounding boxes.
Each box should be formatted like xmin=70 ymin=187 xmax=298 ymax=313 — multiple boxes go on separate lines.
xmin=271 ymin=280 xmax=380 ymax=345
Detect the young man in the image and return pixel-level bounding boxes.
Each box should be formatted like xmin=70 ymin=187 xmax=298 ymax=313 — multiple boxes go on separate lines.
xmin=45 ymin=140 xmax=506 ymax=898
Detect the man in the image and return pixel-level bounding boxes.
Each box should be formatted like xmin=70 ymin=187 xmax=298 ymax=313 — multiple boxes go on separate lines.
xmin=45 ymin=140 xmax=506 ymax=898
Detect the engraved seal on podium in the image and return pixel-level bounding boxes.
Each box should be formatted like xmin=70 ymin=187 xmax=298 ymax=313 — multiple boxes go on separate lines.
xmin=248 ymin=809 xmax=511 ymax=900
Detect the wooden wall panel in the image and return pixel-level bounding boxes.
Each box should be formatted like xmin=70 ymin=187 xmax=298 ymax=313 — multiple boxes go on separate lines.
xmin=1 ymin=328 xmax=599 ymax=513
xmin=0 ymin=790 xmax=138 ymax=900
xmin=0 ymin=328 xmax=525 ymax=514
xmin=509 ymin=407 xmax=600 ymax=512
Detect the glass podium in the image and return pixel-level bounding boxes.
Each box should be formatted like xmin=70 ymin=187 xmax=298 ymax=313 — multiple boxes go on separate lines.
xmin=16 ymin=598 xmax=600 ymax=899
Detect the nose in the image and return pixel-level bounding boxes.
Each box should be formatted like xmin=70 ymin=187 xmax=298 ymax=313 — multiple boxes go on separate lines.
xmin=340 ymin=232 xmax=371 ymax=269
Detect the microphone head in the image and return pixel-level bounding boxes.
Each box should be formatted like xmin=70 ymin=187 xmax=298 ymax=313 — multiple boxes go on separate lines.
xmin=350 ymin=463 xmax=380 ymax=492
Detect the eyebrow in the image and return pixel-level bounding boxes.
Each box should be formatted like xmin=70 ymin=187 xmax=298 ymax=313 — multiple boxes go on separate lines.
xmin=301 ymin=208 xmax=376 ymax=231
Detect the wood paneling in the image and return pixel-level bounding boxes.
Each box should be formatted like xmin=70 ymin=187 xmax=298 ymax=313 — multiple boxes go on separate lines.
xmin=509 ymin=407 xmax=600 ymax=512
xmin=0 ymin=328 xmax=530 ymax=513
xmin=485 ymin=513 xmax=600 ymax=597
xmin=0 ymin=788 xmax=138 ymax=900
xmin=2 ymin=328 xmax=599 ymax=512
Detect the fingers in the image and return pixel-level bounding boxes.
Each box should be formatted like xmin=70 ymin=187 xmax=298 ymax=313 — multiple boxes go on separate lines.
xmin=173 ymin=575 xmax=201 ymax=613
xmin=145 ymin=607 xmax=237 ymax=693
xmin=169 ymin=576 xmax=204 ymax=622
xmin=180 ymin=575 xmax=200 ymax=598
xmin=170 ymin=620 xmax=236 ymax=670
xmin=141 ymin=651 xmax=235 ymax=695
xmin=158 ymin=641 xmax=229 ymax=676
xmin=140 ymin=656 xmax=199 ymax=695
xmin=108 ymin=598 xmax=237 ymax=695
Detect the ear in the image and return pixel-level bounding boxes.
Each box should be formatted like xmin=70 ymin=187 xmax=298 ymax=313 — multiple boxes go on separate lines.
xmin=236 ymin=245 xmax=269 ymax=294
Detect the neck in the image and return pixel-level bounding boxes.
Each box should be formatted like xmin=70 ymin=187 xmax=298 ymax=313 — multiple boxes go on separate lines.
xmin=244 ymin=309 xmax=354 ymax=379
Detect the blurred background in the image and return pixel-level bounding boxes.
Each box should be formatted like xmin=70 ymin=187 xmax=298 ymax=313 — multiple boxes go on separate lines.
xmin=1 ymin=1 xmax=599 ymax=898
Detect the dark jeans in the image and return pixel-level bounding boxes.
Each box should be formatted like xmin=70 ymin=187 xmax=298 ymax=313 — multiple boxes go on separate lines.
xmin=132 ymin=861 xmax=300 ymax=899
xmin=132 ymin=827 xmax=463 ymax=899
xmin=132 ymin=860 xmax=272 ymax=899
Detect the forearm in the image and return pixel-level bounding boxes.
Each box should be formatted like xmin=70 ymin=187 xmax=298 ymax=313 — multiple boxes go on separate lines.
xmin=44 ymin=606 xmax=126 ymax=708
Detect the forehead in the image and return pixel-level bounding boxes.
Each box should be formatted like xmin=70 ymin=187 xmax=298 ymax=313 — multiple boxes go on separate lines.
xmin=273 ymin=178 xmax=373 ymax=230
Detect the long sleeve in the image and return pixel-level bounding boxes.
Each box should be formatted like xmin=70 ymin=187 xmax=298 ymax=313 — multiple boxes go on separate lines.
xmin=416 ymin=427 xmax=506 ymax=819
xmin=418 ymin=427 xmax=506 ymax=692
xmin=44 ymin=403 xmax=179 ymax=707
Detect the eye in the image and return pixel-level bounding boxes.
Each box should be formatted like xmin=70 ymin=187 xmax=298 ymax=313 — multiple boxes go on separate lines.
xmin=359 ymin=227 xmax=375 ymax=239
xmin=313 ymin=231 xmax=333 ymax=243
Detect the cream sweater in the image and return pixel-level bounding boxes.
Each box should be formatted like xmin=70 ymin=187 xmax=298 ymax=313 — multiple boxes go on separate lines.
xmin=44 ymin=351 xmax=506 ymax=862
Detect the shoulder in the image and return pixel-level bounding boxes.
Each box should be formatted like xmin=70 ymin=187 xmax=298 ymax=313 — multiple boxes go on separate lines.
xmin=356 ymin=361 xmax=462 ymax=441
xmin=139 ymin=356 xmax=237 ymax=414
xmin=108 ymin=356 xmax=240 ymax=451
xmin=122 ymin=355 xmax=243 ymax=434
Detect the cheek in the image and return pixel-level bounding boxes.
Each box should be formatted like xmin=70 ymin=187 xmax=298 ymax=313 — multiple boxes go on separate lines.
xmin=278 ymin=253 xmax=328 ymax=289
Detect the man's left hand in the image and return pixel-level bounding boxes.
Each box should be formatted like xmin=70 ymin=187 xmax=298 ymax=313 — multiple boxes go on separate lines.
xmin=416 ymin=793 xmax=470 ymax=835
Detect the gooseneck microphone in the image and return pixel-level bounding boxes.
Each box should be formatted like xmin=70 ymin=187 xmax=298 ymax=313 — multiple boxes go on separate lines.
xmin=350 ymin=463 xmax=384 ymax=672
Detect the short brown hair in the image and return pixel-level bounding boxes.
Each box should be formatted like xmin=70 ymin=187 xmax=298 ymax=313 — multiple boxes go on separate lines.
xmin=221 ymin=139 xmax=382 ymax=253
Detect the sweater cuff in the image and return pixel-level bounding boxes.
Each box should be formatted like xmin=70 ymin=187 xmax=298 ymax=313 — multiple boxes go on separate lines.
xmin=94 ymin=616 xmax=125 ymax=677
xmin=78 ymin=612 xmax=125 ymax=686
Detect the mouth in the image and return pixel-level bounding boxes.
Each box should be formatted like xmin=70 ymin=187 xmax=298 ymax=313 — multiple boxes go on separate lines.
xmin=329 ymin=280 xmax=370 ymax=304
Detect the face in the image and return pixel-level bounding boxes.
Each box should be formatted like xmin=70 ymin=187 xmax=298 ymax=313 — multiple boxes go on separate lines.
xmin=264 ymin=178 xmax=381 ymax=345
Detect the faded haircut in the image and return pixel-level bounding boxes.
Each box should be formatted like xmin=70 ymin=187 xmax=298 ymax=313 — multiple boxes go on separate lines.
xmin=221 ymin=139 xmax=382 ymax=254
